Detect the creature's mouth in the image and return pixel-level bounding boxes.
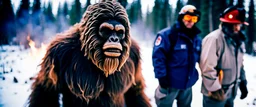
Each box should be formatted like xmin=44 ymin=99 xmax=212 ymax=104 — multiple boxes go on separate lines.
xmin=103 ymin=43 xmax=122 ymax=57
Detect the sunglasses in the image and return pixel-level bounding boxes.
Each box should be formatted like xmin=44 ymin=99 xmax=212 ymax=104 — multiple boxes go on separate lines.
xmin=183 ymin=15 xmax=198 ymax=23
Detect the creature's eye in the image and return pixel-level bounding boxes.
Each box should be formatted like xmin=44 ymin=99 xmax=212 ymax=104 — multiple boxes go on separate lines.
xmin=116 ymin=30 xmax=125 ymax=39
xmin=100 ymin=27 xmax=112 ymax=37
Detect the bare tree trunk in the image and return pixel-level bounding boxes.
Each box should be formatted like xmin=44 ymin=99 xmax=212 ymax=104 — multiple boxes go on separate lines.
xmin=209 ymin=0 xmax=213 ymax=32
xmin=246 ymin=0 xmax=255 ymax=54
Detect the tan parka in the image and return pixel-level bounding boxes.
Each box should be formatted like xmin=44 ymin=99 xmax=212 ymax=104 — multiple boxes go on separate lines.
xmin=200 ymin=28 xmax=246 ymax=97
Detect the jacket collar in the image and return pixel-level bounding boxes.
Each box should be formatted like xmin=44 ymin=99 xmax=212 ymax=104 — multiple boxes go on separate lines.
xmin=173 ymin=21 xmax=201 ymax=36
xmin=219 ymin=28 xmax=245 ymax=48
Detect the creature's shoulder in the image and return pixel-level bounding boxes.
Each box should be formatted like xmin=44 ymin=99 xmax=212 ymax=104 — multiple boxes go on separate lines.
xmin=46 ymin=34 xmax=82 ymax=61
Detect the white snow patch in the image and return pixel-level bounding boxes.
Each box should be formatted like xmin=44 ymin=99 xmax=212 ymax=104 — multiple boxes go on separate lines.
xmin=0 ymin=44 xmax=256 ymax=107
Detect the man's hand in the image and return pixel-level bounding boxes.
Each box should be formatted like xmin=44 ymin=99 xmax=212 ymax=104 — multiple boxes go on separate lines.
xmin=209 ymin=89 xmax=225 ymax=101
xmin=158 ymin=76 xmax=169 ymax=89
xmin=239 ymin=80 xmax=248 ymax=99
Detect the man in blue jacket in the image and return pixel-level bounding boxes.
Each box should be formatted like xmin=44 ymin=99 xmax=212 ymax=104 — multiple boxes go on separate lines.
xmin=152 ymin=5 xmax=201 ymax=107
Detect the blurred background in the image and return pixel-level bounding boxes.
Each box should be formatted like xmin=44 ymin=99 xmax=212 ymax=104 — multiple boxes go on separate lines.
xmin=0 ymin=0 xmax=256 ymax=107
xmin=0 ymin=0 xmax=256 ymax=55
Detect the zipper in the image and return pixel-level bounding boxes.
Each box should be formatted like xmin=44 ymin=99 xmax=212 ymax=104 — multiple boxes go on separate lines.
xmin=180 ymin=33 xmax=195 ymax=88
xmin=180 ymin=34 xmax=193 ymax=44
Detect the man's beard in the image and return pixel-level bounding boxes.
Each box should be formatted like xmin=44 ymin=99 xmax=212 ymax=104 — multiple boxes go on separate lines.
xmin=222 ymin=26 xmax=243 ymax=46
xmin=222 ymin=25 xmax=237 ymax=37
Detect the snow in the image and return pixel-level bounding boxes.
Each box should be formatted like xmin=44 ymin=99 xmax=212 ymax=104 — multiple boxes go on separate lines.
xmin=0 ymin=43 xmax=256 ymax=107
xmin=140 ymin=43 xmax=256 ymax=107
xmin=0 ymin=45 xmax=39 ymax=107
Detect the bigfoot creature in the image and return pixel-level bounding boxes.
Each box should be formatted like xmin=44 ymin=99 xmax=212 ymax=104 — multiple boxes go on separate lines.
xmin=27 ymin=0 xmax=151 ymax=107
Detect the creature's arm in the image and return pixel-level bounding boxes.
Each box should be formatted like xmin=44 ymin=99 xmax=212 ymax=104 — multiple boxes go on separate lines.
xmin=124 ymin=39 xmax=151 ymax=107
xmin=28 ymin=40 xmax=61 ymax=107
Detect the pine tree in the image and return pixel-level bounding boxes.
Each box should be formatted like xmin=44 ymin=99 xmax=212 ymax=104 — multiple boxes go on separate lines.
xmin=159 ymin=0 xmax=171 ymax=30
xmin=0 ymin=0 xmax=16 ymax=45
xmin=174 ymin=0 xmax=184 ymax=22
xmin=41 ymin=1 xmax=55 ymax=39
xmin=236 ymin=0 xmax=244 ymax=7
xmin=246 ymin=0 xmax=255 ymax=54
xmin=136 ymin=0 xmax=143 ymax=22
xmin=168 ymin=4 xmax=173 ymax=26
xmin=145 ymin=5 xmax=152 ymax=28
xmin=117 ymin=0 xmax=128 ymax=8
xmin=208 ymin=0 xmax=213 ymax=32
xmin=45 ymin=2 xmax=55 ymax=23
xmin=56 ymin=1 xmax=70 ymax=33
xmin=16 ymin=0 xmax=30 ymax=27
xmin=70 ymin=0 xmax=81 ymax=25
xmin=84 ymin=0 xmax=91 ymax=12
xmin=57 ymin=2 xmax=62 ymax=18
xmin=0 ymin=1 xmax=5 ymax=44
xmin=187 ymin=0 xmax=201 ymax=9
xmin=31 ymin=0 xmax=43 ymax=43
xmin=237 ymin=0 xmax=245 ymax=7
xmin=32 ymin=0 xmax=41 ymax=23
xmin=43 ymin=2 xmax=47 ymax=16
xmin=228 ymin=0 xmax=234 ymax=6
xmin=255 ymin=10 xmax=256 ymax=42
xmin=148 ymin=0 xmax=172 ymax=34
xmin=16 ymin=0 xmax=30 ymax=46
xmin=145 ymin=4 xmax=158 ymax=39
xmin=199 ymin=0 xmax=210 ymax=37
xmin=128 ymin=2 xmax=135 ymax=23
xmin=62 ymin=1 xmax=69 ymax=21
xmin=127 ymin=0 xmax=138 ymax=24
xmin=56 ymin=2 xmax=63 ymax=32
xmin=151 ymin=0 xmax=161 ymax=33
xmin=212 ymin=0 xmax=227 ymax=30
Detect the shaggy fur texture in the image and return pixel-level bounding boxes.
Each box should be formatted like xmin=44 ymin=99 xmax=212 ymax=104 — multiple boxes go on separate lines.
xmin=79 ymin=0 xmax=131 ymax=76
xmin=27 ymin=0 xmax=151 ymax=107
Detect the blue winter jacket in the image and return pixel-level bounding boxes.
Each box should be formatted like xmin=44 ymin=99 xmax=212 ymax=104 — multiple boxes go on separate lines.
xmin=152 ymin=21 xmax=201 ymax=89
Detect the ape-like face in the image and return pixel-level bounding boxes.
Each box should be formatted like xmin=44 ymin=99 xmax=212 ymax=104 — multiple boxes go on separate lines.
xmin=98 ymin=20 xmax=129 ymax=76
xmin=100 ymin=20 xmax=125 ymax=57
xmin=79 ymin=1 xmax=131 ymax=77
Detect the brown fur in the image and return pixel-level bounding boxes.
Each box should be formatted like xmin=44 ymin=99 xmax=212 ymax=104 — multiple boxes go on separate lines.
xmin=79 ymin=1 xmax=131 ymax=76
xmin=27 ymin=1 xmax=151 ymax=107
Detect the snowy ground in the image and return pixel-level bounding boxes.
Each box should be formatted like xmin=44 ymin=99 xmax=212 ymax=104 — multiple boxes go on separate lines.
xmin=0 ymin=43 xmax=256 ymax=107
xmin=140 ymin=44 xmax=256 ymax=107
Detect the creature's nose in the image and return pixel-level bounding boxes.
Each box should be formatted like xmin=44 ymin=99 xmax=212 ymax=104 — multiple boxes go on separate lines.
xmin=109 ymin=35 xmax=119 ymax=42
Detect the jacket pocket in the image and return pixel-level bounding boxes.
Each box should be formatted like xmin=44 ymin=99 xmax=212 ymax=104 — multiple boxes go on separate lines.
xmin=170 ymin=45 xmax=188 ymax=67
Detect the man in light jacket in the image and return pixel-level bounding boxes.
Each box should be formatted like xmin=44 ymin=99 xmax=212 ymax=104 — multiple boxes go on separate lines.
xmin=200 ymin=6 xmax=248 ymax=107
